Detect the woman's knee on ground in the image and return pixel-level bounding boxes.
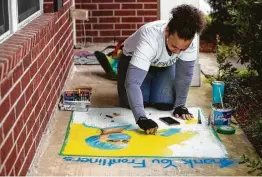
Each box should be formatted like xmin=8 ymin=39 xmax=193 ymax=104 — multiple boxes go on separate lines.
xmin=152 ymin=103 xmax=174 ymax=111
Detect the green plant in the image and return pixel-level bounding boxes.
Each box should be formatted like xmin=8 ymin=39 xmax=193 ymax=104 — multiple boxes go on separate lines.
xmin=200 ymin=15 xmax=216 ymax=41
xmin=206 ymin=1 xmax=262 ymax=157
xmin=207 ymin=0 xmax=262 ymax=76
xmin=204 ymin=76 xmax=215 ymax=84
xmin=214 ymin=35 xmax=240 ymax=81
xmin=259 ymin=120 xmax=262 ymax=131
xmin=205 ymin=15 xmax=212 ymax=25
xmin=206 ymin=0 xmax=239 ymax=41
xmin=239 ymin=154 xmax=262 ymax=175
xmin=235 ymin=68 xmax=258 ymax=79
xmin=229 ymin=0 xmax=262 ymax=77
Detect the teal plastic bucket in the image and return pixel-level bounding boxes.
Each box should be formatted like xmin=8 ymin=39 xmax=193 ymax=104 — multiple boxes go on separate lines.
xmin=212 ymin=81 xmax=225 ymax=104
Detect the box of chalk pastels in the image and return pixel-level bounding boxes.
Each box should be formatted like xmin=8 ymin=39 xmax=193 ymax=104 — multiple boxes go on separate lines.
xmin=58 ymin=87 xmax=92 ymax=112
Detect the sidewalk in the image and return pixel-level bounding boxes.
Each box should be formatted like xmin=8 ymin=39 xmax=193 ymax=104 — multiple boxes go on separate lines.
xmin=27 ymin=61 xmax=260 ymax=176
xmin=199 ymin=52 xmax=247 ymax=77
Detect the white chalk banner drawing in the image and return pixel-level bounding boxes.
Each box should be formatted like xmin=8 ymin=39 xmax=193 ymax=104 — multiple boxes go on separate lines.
xmin=60 ymin=107 xmax=229 ymax=158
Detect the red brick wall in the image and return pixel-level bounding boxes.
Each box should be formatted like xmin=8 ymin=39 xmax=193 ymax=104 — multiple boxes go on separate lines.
xmin=75 ymin=0 xmax=158 ymax=43
xmin=0 ymin=0 xmax=73 ymax=176
xmin=200 ymin=40 xmax=216 ymax=53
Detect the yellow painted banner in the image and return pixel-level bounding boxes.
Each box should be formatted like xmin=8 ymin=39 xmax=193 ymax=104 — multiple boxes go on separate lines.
xmin=59 ymin=107 xmax=228 ymax=158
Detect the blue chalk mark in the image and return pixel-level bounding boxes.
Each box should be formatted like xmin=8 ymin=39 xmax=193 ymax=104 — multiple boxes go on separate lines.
xmin=82 ymin=123 xmax=134 ymax=131
xmin=102 ymin=124 xmax=133 ymax=130
xmin=82 ymin=123 xmax=97 ymax=128
xmin=219 ymin=158 xmax=237 ymax=168
xmin=108 ymin=133 xmax=131 ymax=140
xmin=62 ymin=157 xmax=239 ymax=169
xmin=159 ymin=128 xmax=181 ymax=137
xmin=85 ymin=133 xmax=131 ymax=150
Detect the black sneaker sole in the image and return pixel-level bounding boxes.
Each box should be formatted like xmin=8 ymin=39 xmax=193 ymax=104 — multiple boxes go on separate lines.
xmin=94 ymin=51 xmax=117 ymax=80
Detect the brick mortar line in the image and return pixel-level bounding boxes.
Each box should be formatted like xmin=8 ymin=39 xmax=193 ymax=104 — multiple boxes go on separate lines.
xmin=0 ymin=16 xmax=56 ymax=81
xmin=0 ymin=58 xmax=11 ymax=81
xmin=4 ymin=55 xmax=64 ymax=175
xmin=0 ymin=22 xmax=73 ymax=149
xmin=1 ymin=166 xmax=6 ymax=176
xmin=75 ymin=21 xmax=147 ymax=24
xmin=75 ymin=29 xmax=138 ymax=31
xmin=63 ymin=0 xmax=70 ymax=6
xmin=80 ymin=2 xmax=157 ymax=4
xmin=0 ymin=32 xmax=73 ymax=174
xmin=46 ymin=49 xmax=73 ymax=112
xmin=18 ymin=41 xmax=73 ymax=176
xmin=1 ymin=30 xmax=73 ymax=161
xmin=0 ymin=36 xmax=52 ymax=100
xmin=16 ymin=40 xmax=73 ymax=176
xmin=55 ymin=1 xmax=71 ymax=24
xmin=0 ymin=6 xmax=69 ymax=87
xmin=0 ymin=15 xmax=72 ymax=121
xmin=88 ymin=15 xmax=152 ymax=17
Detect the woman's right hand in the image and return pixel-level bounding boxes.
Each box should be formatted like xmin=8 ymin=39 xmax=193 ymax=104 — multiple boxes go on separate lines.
xmin=136 ymin=117 xmax=158 ymax=135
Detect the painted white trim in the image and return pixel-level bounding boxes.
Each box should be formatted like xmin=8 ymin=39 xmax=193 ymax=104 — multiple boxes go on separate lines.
xmin=0 ymin=31 xmax=11 ymax=43
xmin=15 ymin=0 xmax=43 ymax=31
xmin=73 ymin=19 xmax=77 ymax=46
xmin=72 ymin=0 xmax=77 ymax=46
xmin=10 ymin=0 xmax=18 ymax=33
xmin=0 ymin=0 xmax=12 ymax=43
xmin=17 ymin=11 xmax=42 ymax=31
xmin=0 ymin=0 xmax=43 ymax=43
xmin=40 ymin=0 xmax=44 ymax=12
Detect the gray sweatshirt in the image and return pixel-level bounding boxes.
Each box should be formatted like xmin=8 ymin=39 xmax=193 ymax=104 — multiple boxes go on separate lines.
xmin=124 ymin=59 xmax=195 ymax=121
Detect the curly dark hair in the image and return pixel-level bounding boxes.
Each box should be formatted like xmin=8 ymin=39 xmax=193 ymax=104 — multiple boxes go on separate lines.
xmin=167 ymin=4 xmax=206 ymax=40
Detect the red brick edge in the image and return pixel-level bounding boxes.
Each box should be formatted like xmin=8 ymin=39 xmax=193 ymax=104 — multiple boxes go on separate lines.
xmin=74 ymin=0 xmax=158 ymax=43
xmin=0 ymin=0 xmax=74 ymax=175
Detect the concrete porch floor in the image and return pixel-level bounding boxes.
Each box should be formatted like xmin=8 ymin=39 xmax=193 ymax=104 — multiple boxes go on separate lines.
xmin=27 ymin=62 xmax=260 ymax=176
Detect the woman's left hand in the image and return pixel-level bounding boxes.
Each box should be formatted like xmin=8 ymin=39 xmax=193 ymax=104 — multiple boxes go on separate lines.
xmin=173 ymin=106 xmax=194 ymax=120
